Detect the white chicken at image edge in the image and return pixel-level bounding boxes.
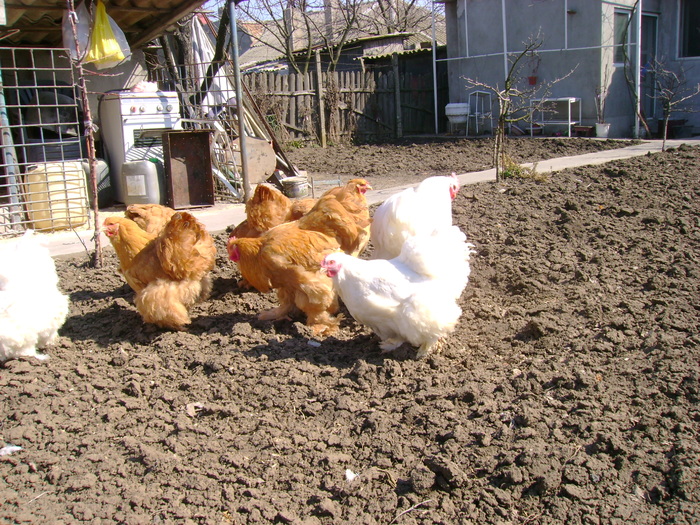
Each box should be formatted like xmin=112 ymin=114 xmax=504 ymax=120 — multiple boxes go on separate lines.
xmin=0 ymin=230 xmax=69 ymax=362
xmin=321 ymin=227 xmax=474 ymax=359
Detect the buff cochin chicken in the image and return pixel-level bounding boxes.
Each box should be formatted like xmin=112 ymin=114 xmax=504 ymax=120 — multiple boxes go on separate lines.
xmin=124 ymin=203 xmax=177 ymax=235
xmin=230 ymin=183 xmax=307 ymax=239
xmin=227 ymin=222 xmax=342 ymax=335
xmin=296 ymin=194 xmax=367 ymax=257
xmin=323 ymin=178 xmax=372 ymax=256
xmin=103 ymin=216 xmax=156 ymax=290
xmin=104 ymin=212 xmax=216 ymax=330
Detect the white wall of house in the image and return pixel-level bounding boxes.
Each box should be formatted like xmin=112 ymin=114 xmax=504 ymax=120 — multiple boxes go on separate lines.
xmin=443 ymin=0 xmax=699 ymax=138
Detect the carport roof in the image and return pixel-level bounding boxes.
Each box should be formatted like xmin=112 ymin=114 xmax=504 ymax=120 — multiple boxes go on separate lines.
xmin=0 ymin=0 xmax=207 ymax=49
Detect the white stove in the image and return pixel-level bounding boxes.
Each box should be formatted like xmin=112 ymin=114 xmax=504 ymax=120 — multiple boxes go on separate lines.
xmin=100 ymin=91 xmax=182 ymax=203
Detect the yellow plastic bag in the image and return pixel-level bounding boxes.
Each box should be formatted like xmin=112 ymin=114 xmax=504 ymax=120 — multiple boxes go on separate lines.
xmin=85 ymin=0 xmax=130 ymax=69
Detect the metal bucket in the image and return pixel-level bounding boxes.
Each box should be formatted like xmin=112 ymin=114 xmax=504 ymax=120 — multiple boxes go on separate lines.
xmin=280 ymin=176 xmax=309 ymax=198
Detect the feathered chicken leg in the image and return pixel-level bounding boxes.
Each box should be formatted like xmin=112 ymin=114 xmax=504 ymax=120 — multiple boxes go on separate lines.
xmin=258 ymin=288 xmax=295 ymax=321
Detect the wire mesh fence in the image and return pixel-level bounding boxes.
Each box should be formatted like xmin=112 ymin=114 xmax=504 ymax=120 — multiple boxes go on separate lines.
xmin=0 ymin=47 xmax=89 ymax=238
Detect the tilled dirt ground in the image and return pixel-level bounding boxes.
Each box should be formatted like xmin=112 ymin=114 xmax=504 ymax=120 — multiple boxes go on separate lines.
xmin=1 ymin=137 xmax=699 ymax=524
xmin=284 ymin=137 xmax=637 ymax=191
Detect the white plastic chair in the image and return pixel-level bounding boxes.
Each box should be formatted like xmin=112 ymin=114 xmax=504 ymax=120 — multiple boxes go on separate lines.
xmin=467 ymin=91 xmax=493 ymax=136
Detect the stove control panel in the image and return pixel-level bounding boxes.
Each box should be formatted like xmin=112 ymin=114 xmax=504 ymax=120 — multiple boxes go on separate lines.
xmin=104 ymin=91 xmax=180 ymax=118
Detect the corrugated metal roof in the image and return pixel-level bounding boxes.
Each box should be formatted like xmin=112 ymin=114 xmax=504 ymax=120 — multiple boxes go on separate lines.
xmin=360 ymin=44 xmax=446 ymax=61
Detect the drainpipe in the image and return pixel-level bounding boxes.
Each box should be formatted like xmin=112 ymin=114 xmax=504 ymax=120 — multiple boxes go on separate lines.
xmin=463 ymin=0 xmax=469 ymax=58
xmin=634 ymin=0 xmax=642 ymax=138
xmin=564 ymin=0 xmax=568 ymax=50
xmin=501 ymin=0 xmax=509 ymax=81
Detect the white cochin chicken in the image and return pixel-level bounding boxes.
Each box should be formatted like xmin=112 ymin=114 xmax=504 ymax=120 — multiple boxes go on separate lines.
xmin=370 ymin=173 xmax=460 ymax=260
xmin=0 ymin=230 xmax=69 ymax=362
xmin=321 ymin=228 xmax=473 ymax=359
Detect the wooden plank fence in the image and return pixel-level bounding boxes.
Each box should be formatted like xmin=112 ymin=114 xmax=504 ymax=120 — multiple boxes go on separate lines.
xmin=243 ymin=66 xmax=440 ymax=144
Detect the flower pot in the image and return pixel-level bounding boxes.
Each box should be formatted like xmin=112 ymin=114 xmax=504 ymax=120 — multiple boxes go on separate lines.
xmin=595 ymin=122 xmax=611 ymax=138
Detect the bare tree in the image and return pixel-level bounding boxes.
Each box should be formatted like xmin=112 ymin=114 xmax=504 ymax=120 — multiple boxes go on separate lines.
xmin=236 ymin=0 xmax=308 ymax=73
xmin=361 ymin=0 xmax=437 ymax=35
xmin=65 ymin=0 xmax=103 ymax=267
xmin=313 ymin=0 xmax=364 ymax=72
xmin=647 ymin=59 xmax=700 ymax=151
xmin=464 ymin=36 xmax=575 ymax=181
xmin=237 ymin=0 xmax=365 ymax=73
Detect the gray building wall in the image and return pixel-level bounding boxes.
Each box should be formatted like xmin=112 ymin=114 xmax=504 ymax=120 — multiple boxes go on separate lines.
xmin=443 ymin=0 xmax=699 ymax=138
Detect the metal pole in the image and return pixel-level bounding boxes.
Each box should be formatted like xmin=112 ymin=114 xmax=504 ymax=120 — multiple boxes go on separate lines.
xmin=228 ymin=0 xmax=252 ymax=202
xmin=431 ymin=0 xmax=439 ymax=134
xmin=392 ymin=53 xmax=403 ymax=138
xmin=0 ymin=63 xmax=24 ymax=228
xmin=315 ymin=50 xmax=327 ymax=148
xmin=634 ymin=0 xmax=642 ymax=138
xmin=463 ymin=0 xmax=469 ymax=58
xmin=564 ymin=0 xmax=568 ymax=50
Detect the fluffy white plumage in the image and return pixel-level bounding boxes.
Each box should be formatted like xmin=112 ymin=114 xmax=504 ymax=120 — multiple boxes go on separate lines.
xmin=370 ymin=173 xmax=460 ymax=260
xmin=0 ymin=230 xmax=69 ymax=362
xmin=321 ymin=229 xmax=474 ymax=359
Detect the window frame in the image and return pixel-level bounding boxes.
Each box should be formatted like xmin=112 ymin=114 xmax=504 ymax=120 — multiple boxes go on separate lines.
xmin=679 ymin=0 xmax=700 ymax=58
xmin=613 ymin=9 xmax=632 ymax=66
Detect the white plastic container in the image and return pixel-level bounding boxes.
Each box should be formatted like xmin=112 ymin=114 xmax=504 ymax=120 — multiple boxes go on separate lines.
xmin=445 ymin=103 xmax=470 ymax=125
xmin=23 ymin=161 xmax=89 ymax=231
xmin=121 ymin=160 xmax=164 ymax=205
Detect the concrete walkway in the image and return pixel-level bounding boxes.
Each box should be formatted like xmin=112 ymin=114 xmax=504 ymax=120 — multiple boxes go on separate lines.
xmin=43 ymin=137 xmax=698 ymax=258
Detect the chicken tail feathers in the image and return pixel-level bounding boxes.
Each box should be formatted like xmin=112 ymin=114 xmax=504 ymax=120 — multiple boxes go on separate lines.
xmin=397 ymin=226 xmax=474 ymax=279
xmin=155 ymin=212 xmax=216 ymax=281
xmin=135 ymin=278 xmax=206 ymax=330
xmin=398 ymin=290 xmax=462 ymax=345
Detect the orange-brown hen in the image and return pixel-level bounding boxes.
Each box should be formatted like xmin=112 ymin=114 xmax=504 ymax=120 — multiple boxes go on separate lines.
xmin=306 ymin=178 xmax=372 ymax=257
xmin=230 ymin=183 xmax=317 ymax=288
xmin=297 ymin=194 xmax=366 ymax=256
xmin=104 ymin=212 xmax=217 ymax=330
xmin=103 ymin=216 xmax=155 ymax=284
xmin=230 ymin=184 xmax=290 ymax=238
xmin=227 ymin=222 xmax=342 ymax=335
xmin=230 ymin=183 xmax=318 ymax=239
xmin=124 ymin=203 xmax=177 ymax=235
